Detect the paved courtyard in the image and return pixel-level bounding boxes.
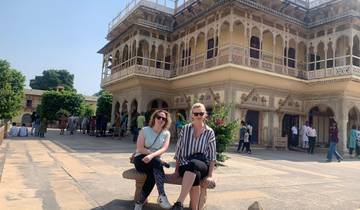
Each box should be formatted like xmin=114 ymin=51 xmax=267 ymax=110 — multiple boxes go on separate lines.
xmin=0 ymin=129 xmax=360 ymax=210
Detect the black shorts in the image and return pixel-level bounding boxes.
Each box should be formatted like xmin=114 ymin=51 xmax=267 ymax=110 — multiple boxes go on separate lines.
xmin=179 ymin=159 xmax=209 ymax=186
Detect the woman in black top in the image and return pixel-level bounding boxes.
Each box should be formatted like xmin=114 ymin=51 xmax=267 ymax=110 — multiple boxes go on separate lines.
xmin=171 ymin=103 xmax=216 ymax=210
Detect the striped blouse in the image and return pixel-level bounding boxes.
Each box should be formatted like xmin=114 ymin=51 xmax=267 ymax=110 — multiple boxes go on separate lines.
xmin=174 ymin=123 xmax=216 ymax=166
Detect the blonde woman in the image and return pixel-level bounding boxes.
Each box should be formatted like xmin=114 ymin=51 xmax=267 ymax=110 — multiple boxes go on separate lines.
xmin=171 ymin=103 xmax=216 ymax=210
xmin=133 ymin=109 xmax=172 ymax=210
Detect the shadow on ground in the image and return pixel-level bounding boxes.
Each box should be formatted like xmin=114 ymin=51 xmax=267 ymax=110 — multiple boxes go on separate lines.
xmin=90 ymin=199 xmax=190 ymax=210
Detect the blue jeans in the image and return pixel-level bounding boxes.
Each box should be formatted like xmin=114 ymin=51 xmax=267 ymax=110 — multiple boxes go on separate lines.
xmin=327 ymin=142 xmax=342 ymax=161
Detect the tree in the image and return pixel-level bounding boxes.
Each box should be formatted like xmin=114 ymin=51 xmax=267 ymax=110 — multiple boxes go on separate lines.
xmin=30 ymin=69 xmax=74 ymax=90
xmin=80 ymin=103 xmax=95 ymax=117
xmin=0 ymin=59 xmax=26 ymax=120
xmin=38 ymin=90 xmax=84 ymax=121
xmin=96 ymin=90 xmax=112 ymax=121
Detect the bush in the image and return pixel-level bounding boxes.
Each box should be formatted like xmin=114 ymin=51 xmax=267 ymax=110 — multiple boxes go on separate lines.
xmin=207 ymin=104 xmax=239 ymax=162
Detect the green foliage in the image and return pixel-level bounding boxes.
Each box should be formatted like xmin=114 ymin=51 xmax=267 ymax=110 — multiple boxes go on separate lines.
xmin=55 ymin=109 xmax=70 ymax=118
xmin=81 ymin=104 xmax=95 ymax=117
xmin=207 ymin=104 xmax=239 ymax=162
xmin=39 ymin=90 xmax=84 ymax=121
xmin=0 ymin=59 xmax=26 ymax=120
xmin=93 ymin=89 xmax=106 ymax=97
xmin=96 ymin=90 xmax=112 ymax=121
xmin=29 ymin=69 xmax=74 ymax=91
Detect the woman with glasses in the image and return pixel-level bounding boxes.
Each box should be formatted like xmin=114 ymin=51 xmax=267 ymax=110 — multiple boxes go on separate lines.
xmin=133 ymin=109 xmax=172 ymax=210
xmin=171 ymin=103 xmax=216 ymax=210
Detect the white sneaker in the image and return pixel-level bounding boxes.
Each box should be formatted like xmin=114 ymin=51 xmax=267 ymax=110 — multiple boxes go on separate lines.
xmin=157 ymin=194 xmax=171 ymax=209
xmin=134 ymin=201 xmax=143 ymax=210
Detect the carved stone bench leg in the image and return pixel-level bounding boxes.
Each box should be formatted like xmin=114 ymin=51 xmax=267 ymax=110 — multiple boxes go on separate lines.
xmin=134 ymin=180 xmax=144 ymax=201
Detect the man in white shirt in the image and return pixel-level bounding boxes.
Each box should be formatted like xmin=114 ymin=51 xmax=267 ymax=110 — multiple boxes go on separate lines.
xmin=19 ymin=123 xmax=29 ymax=137
xmin=306 ymin=123 xmax=317 ymax=154
xmin=291 ymin=124 xmax=298 ymax=147
xmin=300 ymin=121 xmax=309 ymax=149
xmin=246 ymin=121 xmax=253 ymax=144
xmin=8 ymin=122 xmax=19 ymax=137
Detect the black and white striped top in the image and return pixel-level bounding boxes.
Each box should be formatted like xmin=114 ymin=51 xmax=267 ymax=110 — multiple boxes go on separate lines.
xmin=174 ymin=123 xmax=216 ymax=166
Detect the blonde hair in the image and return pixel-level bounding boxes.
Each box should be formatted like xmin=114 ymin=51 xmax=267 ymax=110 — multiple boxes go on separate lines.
xmin=149 ymin=109 xmax=172 ymax=130
xmin=191 ymin=102 xmax=206 ymax=113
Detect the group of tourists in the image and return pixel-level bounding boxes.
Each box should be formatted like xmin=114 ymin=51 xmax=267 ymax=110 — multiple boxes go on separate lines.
xmin=58 ymin=114 xmax=110 ymax=137
xmin=8 ymin=122 xmax=29 ymax=137
xmin=236 ymin=120 xmax=253 ymax=154
xmin=132 ymin=103 xmax=216 ymax=210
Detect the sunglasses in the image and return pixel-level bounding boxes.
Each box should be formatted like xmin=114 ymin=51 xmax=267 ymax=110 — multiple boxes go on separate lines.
xmin=192 ymin=112 xmax=205 ymax=117
xmin=156 ymin=115 xmax=167 ymax=121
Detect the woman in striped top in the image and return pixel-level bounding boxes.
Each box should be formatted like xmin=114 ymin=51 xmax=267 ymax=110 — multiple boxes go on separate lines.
xmin=171 ymin=103 xmax=216 ymax=210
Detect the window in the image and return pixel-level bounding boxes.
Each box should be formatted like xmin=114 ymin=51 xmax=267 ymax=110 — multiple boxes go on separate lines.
xmin=250 ymin=36 xmax=260 ymax=59
xmin=181 ymin=48 xmax=191 ymax=67
xmin=207 ymin=37 xmax=218 ymax=59
xmin=26 ymin=100 xmax=32 ymax=107
xmin=288 ymin=48 xmax=296 ymax=68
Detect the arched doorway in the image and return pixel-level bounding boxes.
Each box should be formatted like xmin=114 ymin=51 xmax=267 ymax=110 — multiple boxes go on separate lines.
xmin=21 ymin=113 xmax=32 ymax=126
xmin=282 ymin=114 xmax=300 ymax=148
xmin=308 ymin=105 xmax=335 ymax=147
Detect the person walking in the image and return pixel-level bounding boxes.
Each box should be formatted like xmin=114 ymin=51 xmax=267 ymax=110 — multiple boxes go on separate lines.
xmin=133 ymin=110 xmax=172 ymax=210
xmin=348 ymin=125 xmax=357 ymax=157
xmin=237 ymin=121 xmax=246 ymax=152
xmin=170 ymin=103 xmax=216 ymax=210
xmin=307 ymin=123 xmax=317 ymax=154
xmin=243 ymin=128 xmax=252 ymax=154
xmin=246 ymin=121 xmax=253 ymax=144
xmin=58 ymin=114 xmax=67 ymax=135
xmin=326 ymin=122 xmax=343 ymax=162
xmin=291 ymin=124 xmax=298 ymax=147
xmin=300 ymin=121 xmax=309 ymax=149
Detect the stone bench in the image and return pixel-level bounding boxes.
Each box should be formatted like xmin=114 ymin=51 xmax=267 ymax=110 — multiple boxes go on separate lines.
xmin=122 ymin=168 xmax=215 ymax=210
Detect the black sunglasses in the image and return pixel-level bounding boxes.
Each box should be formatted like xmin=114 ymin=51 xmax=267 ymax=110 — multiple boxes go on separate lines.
xmin=192 ymin=112 xmax=205 ymax=117
xmin=156 ymin=115 xmax=167 ymax=121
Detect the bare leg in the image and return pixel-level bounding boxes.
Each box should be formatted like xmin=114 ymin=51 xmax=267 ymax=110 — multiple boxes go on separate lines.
xmin=176 ymin=171 xmax=196 ymax=203
xmin=190 ymin=185 xmax=200 ymax=210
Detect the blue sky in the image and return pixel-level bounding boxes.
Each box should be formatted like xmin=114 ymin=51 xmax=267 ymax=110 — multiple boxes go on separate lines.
xmin=0 ymin=0 xmax=125 ymax=96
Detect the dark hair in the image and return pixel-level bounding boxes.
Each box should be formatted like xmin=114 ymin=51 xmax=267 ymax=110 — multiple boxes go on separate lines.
xmin=12 ymin=122 xmax=16 ymax=126
xmin=22 ymin=123 xmax=26 ymax=126
xmin=352 ymin=124 xmax=356 ymax=129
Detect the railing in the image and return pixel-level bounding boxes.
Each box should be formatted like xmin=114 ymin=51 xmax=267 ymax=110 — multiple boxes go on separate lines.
xmin=101 ymin=45 xmax=360 ymax=86
xmin=108 ymin=0 xmax=175 ymax=33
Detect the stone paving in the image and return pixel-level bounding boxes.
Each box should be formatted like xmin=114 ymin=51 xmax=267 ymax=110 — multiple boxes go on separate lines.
xmin=0 ymin=129 xmax=360 ymax=210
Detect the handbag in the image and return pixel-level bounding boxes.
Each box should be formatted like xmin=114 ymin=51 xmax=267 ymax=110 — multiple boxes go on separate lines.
xmin=188 ymin=153 xmax=209 ymax=165
xmin=130 ymin=130 xmax=162 ymax=164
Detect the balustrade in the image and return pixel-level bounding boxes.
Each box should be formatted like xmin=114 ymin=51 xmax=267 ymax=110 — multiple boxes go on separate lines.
xmin=101 ymin=44 xmax=360 ymax=86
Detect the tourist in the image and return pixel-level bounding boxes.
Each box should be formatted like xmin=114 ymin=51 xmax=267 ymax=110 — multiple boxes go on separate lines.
xmin=306 ymin=123 xmax=317 ymax=154
xmin=237 ymin=120 xmax=246 ymax=152
xmin=326 ymin=122 xmax=343 ymax=162
xmin=243 ymin=128 xmax=252 ymax=154
xmin=246 ymin=121 xmax=253 ymax=144
xmin=18 ymin=123 xmax=29 ymax=137
xmin=291 ymin=123 xmax=298 ymax=147
xmin=133 ymin=109 xmax=172 ymax=210
xmin=171 ymin=103 xmax=216 ymax=210
xmin=8 ymin=122 xmax=19 ymax=137
xmin=58 ymin=114 xmax=67 ymax=135
xmin=68 ymin=115 xmax=77 ymax=135
xmin=348 ymin=125 xmax=357 ymax=157
xmin=300 ymin=121 xmax=309 ymax=149
xmin=39 ymin=117 xmax=47 ymax=138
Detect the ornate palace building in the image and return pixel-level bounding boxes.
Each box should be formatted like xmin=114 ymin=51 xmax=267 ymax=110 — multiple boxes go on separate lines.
xmin=99 ymin=0 xmax=360 ymax=152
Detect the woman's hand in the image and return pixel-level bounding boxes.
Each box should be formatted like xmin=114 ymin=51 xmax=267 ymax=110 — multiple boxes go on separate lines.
xmin=142 ymin=154 xmax=153 ymax=163
xmin=205 ymin=176 xmax=216 ymax=188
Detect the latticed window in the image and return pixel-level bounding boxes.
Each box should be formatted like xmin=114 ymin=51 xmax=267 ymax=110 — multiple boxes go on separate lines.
xmin=207 ymin=37 xmax=218 ymax=59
